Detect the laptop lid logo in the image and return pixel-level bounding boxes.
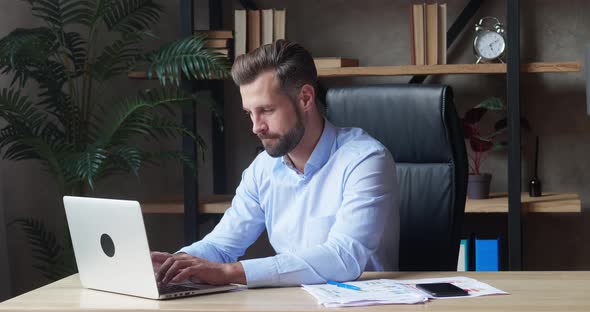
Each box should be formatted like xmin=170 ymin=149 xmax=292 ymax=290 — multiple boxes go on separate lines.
xmin=100 ymin=234 xmax=115 ymax=257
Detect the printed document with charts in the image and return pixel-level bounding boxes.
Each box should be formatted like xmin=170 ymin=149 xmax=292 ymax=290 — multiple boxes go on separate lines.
xmin=302 ymin=276 xmax=508 ymax=307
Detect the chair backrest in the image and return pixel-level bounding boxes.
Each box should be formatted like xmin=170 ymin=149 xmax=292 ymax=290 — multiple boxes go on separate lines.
xmin=326 ymin=84 xmax=467 ymax=271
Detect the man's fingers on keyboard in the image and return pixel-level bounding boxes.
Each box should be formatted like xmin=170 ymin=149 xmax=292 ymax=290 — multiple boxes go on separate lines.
xmin=171 ymin=268 xmax=193 ymax=283
xmin=157 ymin=257 xmax=177 ymax=283
xmin=162 ymin=260 xmax=193 ymax=284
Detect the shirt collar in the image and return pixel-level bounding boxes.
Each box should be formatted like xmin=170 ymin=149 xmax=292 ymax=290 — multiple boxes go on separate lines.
xmin=305 ymin=119 xmax=337 ymax=174
xmin=280 ymin=119 xmax=337 ymax=176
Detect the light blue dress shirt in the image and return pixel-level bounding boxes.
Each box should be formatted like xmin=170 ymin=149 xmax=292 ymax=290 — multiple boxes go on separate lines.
xmin=179 ymin=120 xmax=400 ymax=287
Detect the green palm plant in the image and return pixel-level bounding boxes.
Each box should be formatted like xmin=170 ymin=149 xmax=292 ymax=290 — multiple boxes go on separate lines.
xmin=0 ymin=0 xmax=230 ymax=281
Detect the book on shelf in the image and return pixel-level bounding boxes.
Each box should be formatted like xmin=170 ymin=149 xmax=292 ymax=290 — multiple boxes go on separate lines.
xmin=408 ymin=4 xmax=415 ymax=65
xmin=235 ymin=8 xmax=287 ymax=58
xmin=234 ymin=9 xmax=247 ymax=58
xmin=203 ymin=39 xmax=230 ymax=48
xmin=457 ymin=238 xmax=469 ymax=272
xmin=411 ymin=3 xmax=425 ymax=65
xmin=212 ymin=49 xmax=229 ymax=57
xmin=438 ymin=3 xmax=447 ymax=64
xmin=273 ymin=9 xmax=286 ymax=41
xmin=194 ymin=29 xmax=233 ymax=39
xmin=425 ymin=3 xmax=438 ymax=65
xmin=261 ymin=9 xmax=274 ymax=45
xmin=313 ymin=57 xmax=359 ymax=69
xmin=247 ymin=10 xmax=261 ymax=52
xmin=409 ymin=2 xmax=447 ymax=65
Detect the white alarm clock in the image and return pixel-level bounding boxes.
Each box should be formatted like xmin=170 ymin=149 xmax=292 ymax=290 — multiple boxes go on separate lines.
xmin=473 ymin=17 xmax=506 ymax=64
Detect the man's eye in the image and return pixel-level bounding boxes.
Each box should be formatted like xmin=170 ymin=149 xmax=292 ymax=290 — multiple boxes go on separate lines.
xmin=262 ymin=108 xmax=273 ymax=114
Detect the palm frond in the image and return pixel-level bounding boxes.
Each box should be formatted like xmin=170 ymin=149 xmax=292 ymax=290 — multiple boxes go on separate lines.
xmin=0 ymin=28 xmax=74 ymax=108
xmin=10 ymin=218 xmax=64 ymax=280
xmin=0 ymin=89 xmax=72 ymax=187
xmin=0 ymin=27 xmax=58 ymax=87
xmin=0 ymin=89 xmax=49 ymax=135
xmin=28 ymin=0 xmax=93 ymax=28
xmin=144 ymin=150 xmax=198 ymax=176
xmin=96 ymin=88 xmax=195 ymax=146
xmin=34 ymin=61 xmax=69 ymax=111
xmin=84 ymin=0 xmax=113 ymax=28
xmin=64 ymin=146 xmax=108 ymax=190
xmin=103 ymin=0 xmax=162 ymax=33
xmin=11 ymin=217 xmax=76 ymax=281
xmin=91 ymin=31 xmax=148 ymax=81
xmin=146 ymin=115 xmax=196 ymax=141
xmin=94 ymin=145 xmax=143 ymax=181
xmin=63 ymin=31 xmax=87 ymax=75
xmin=146 ymin=34 xmax=231 ymax=86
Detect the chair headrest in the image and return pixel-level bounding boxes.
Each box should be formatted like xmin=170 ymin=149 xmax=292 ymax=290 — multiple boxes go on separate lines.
xmin=326 ymin=84 xmax=454 ymax=163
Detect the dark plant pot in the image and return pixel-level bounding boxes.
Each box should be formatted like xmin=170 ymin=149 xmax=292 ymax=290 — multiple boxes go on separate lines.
xmin=467 ymin=173 xmax=492 ymax=199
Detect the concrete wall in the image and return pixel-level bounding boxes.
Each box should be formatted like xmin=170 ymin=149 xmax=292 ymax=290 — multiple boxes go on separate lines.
xmin=1 ymin=0 xmax=589 ymax=298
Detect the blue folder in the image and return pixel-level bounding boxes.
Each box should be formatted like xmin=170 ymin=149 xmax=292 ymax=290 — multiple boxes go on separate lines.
xmin=475 ymin=238 xmax=500 ymax=271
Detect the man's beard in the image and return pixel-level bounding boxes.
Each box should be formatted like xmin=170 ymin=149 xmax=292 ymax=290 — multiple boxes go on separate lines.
xmin=259 ymin=117 xmax=305 ymax=157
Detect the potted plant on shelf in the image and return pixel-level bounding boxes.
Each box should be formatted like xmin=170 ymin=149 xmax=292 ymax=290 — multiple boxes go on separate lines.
xmin=0 ymin=0 xmax=230 ymax=281
xmin=462 ymin=97 xmax=507 ymax=199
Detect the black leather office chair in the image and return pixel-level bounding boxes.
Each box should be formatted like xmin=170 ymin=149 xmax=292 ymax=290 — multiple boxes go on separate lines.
xmin=326 ymin=84 xmax=468 ymax=271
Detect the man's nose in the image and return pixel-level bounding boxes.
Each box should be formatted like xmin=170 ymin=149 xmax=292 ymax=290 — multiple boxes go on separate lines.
xmin=252 ymin=116 xmax=268 ymax=135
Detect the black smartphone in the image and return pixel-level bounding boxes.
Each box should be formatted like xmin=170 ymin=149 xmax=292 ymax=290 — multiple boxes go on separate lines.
xmin=415 ymin=282 xmax=469 ymax=297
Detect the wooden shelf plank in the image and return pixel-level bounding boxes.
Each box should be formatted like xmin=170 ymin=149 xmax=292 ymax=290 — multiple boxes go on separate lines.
xmin=465 ymin=192 xmax=581 ymax=214
xmin=141 ymin=194 xmax=233 ymax=214
xmin=318 ymin=61 xmax=581 ymax=77
xmin=127 ymin=71 xmax=225 ymax=80
xmin=144 ymin=192 xmax=580 ymax=215
xmin=127 ymin=71 xmax=154 ymax=79
xmin=129 ymin=62 xmax=580 ymax=80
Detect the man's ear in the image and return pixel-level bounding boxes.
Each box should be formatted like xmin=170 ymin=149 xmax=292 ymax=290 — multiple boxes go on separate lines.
xmin=299 ymin=84 xmax=316 ymax=112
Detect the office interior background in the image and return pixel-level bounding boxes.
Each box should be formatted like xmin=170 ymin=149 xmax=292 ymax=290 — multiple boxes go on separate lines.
xmin=1 ymin=0 xmax=590 ymax=300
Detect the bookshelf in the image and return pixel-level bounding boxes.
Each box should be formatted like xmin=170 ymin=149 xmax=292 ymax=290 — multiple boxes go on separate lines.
xmin=166 ymin=0 xmax=578 ymax=271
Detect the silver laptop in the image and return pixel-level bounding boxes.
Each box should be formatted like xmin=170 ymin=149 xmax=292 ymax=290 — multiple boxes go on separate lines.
xmin=63 ymin=196 xmax=238 ymax=300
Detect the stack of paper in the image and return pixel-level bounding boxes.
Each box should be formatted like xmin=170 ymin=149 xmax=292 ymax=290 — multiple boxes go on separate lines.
xmin=302 ymin=276 xmax=508 ymax=307
xmin=302 ymin=280 xmax=427 ymax=307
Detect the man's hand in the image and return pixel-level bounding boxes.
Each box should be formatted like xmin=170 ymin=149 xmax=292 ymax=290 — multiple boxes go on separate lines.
xmin=150 ymin=251 xmax=246 ymax=286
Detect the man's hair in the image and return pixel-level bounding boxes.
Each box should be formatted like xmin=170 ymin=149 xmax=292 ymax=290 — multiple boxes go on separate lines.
xmin=231 ymin=40 xmax=317 ymax=99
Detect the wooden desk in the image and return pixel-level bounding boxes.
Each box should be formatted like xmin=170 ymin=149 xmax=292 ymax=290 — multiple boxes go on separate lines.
xmin=1 ymin=271 xmax=589 ymax=311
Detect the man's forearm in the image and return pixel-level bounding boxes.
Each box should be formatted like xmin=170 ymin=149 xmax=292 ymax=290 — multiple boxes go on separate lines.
xmin=225 ymin=262 xmax=247 ymax=284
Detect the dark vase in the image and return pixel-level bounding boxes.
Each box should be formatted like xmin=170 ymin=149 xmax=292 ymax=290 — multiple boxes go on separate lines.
xmin=467 ymin=173 xmax=492 ymax=199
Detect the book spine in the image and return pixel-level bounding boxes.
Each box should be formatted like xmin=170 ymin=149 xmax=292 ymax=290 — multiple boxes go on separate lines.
xmin=409 ymin=4 xmax=415 ymax=65
xmin=412 ymin=4 xmax=425 ymax=66
xmin=457 ymin=238 xmax=469 ymax=272
xmin=234 ymin=10 xmax=247 ymax=58
xmin=247 ymin=10 xmax=261 ymax=52
xmin=438 ymin=3 xmax=447 ymax=64
xmin=425 ymin=3 xmax=438 ymax=65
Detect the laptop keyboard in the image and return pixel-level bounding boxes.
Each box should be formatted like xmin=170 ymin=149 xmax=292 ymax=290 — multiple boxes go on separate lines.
xmin=159 ymin=284 xmax=201 ymax=294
